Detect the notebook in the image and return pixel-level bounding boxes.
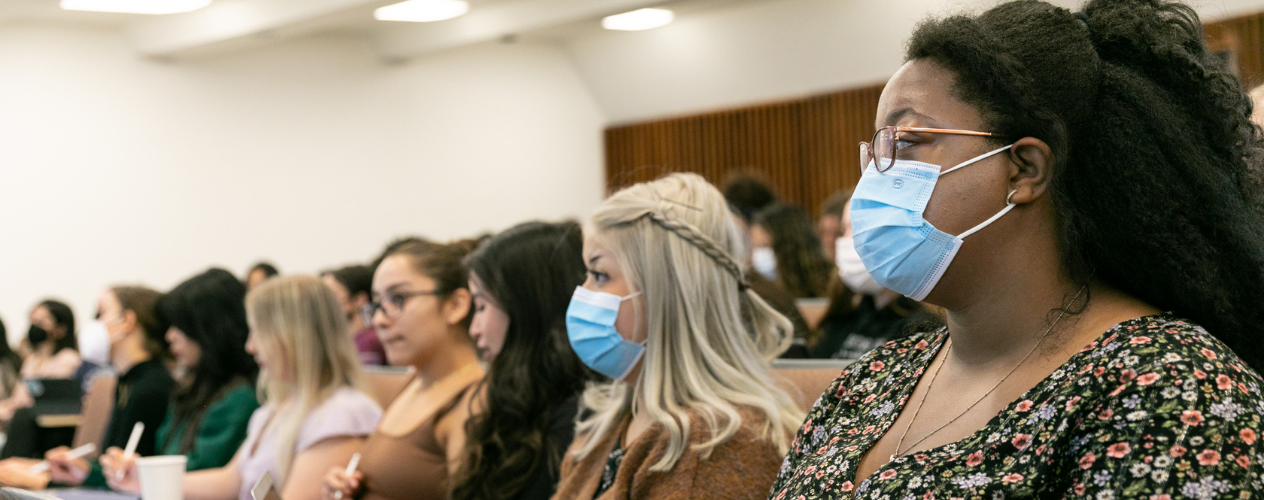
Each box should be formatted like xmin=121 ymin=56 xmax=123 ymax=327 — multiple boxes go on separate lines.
xmin=251 ymin=472 xmax=283 ymax=500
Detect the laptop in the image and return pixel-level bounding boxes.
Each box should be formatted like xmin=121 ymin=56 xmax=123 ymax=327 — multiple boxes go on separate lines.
xmin=26 ymin=379 xmax=82 ymax=416
xmin=251 ymin=472 xmax=283 ymax=500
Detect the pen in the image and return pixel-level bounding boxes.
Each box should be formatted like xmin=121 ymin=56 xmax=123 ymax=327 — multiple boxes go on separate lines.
xmin=27 ymin=443 xmax=96 ymax=474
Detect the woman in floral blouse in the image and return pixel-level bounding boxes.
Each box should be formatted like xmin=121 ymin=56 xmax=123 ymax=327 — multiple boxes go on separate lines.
xmin=770 ymin=0 xmax=1264 ymax=498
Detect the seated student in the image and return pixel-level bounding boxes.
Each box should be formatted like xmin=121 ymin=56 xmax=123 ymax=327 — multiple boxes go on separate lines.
xmin=105 ymin=275 xmax=379 ymax=500
xmin=810 ymin=205 xmax=940 ymax=360
xmin=551 ymin=173 xmax=803 ymax=500
xmin=454 ymin=221 xmax=598 ymax=500
xmin=749 ymin=203 xmax=833 ymax=300
xmin=0 ymin=286 xmax=176 ymax=488
xmin=815 ymin=190 xmax=850 ymax=263
xmin=245 ymin=262 xmax=279 ymax=292
xmin=0 ymin=300 xmax=82 ymax=425
xmin=320 ymin=239 xmax=483 ymax=500
xmin=770 ymin=1 xmax=1264 ymax=498
xmin=321 ymin=265 xmax=387 ymax=366
xmin=92 ymin=269 xmax=261 ymax=491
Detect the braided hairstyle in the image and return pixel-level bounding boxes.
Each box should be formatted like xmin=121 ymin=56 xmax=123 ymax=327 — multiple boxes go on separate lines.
xmin=572 ymin=172 xmax=803 ymax=472
xmin=907 ymin=0 xmax=1264 ymax=370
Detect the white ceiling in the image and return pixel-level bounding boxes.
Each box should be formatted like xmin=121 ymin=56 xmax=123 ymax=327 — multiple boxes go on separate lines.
xmin=0 ymin=0 xmax=764 ymax=60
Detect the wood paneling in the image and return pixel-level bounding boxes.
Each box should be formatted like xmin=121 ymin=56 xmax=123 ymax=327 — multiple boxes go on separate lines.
xmin=604 ymin=84 xmax=884 ymax=217
xmin=1207 ymin=12 xmax=1264 ymax=88
xmin=605 ymin=12 xmax=1262 ymax=214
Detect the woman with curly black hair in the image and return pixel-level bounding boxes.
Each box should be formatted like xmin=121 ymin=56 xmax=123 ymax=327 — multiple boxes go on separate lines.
xmin=770 ymin=0 xmax=1264 ymax=498
xmin=449 ymin=221 xmax=598 ymax=500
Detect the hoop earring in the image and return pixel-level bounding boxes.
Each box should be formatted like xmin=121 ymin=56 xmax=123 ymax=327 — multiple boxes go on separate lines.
xmin=1006 ymin=190 xmax=1018 ymax=204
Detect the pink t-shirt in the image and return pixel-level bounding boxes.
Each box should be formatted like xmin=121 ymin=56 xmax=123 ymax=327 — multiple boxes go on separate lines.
xmin=236 ymin=387 xmax=381 ymax=500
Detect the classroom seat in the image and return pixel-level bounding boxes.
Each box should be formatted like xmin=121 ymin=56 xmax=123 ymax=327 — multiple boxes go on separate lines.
xmin=31 ymin=373 xmax=116 ymax=459
xmin=772 ymin=358 xmax=853 ymax=412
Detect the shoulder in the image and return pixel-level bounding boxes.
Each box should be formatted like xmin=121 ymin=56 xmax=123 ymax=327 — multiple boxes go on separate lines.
xmin=826 ymin=328 xmax=946 ymax=403
xmin=296 ymin=387 xmax=382 ymax=450
xmin=207 ymin=384 xmax=260 ymax=414
xmin=1082 ymin=314 xmax=1262 ymax=397
xmin=312 ymin=387 xmax=382 ymax=427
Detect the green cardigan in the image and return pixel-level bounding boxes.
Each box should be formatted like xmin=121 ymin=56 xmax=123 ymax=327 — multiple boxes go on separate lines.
xmin=83 ymin=383 xmax=259 ymax=487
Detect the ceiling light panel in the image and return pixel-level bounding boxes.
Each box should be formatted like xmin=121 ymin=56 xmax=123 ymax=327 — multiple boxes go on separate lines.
xmin=375 ymin=0 xmax=470 ymax=23
xmin=602 ymin=8 xmax=674 ymax=31
xmin=60 ymin=0 xmax=212 ymax=14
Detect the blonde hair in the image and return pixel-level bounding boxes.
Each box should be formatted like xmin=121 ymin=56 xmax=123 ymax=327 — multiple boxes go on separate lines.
xmin=246 ymin=275 xmax=364 ymax=482
xmin=574 ymin=173 xmax=804 ymax=471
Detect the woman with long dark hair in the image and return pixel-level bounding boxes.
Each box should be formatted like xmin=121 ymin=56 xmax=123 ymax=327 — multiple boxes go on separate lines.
xmin=449 ymin=221 xmax=597 ymax=500
xmin=95 ymin=268 xmax=260 ymax=490
xmin=749 ymin=203 xmax=833 ymax=299
xmin=771 ymin=0 xmax=1264 ymax=498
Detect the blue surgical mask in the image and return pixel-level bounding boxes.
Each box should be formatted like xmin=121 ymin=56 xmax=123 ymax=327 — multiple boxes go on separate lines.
xmin=565 ymin=286 xmax=645 ymax=380
xmin=850 ymin=145 xmax=1014 ymax=301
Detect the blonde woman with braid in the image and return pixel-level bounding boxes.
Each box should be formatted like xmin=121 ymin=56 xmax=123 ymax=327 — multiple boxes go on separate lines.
xmin=551 ymin=173 xmax=803 ymax=500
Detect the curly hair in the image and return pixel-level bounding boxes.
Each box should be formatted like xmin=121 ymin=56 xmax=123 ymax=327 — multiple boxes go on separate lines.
xmin=907 ymin=0 xmax=1264 ymax=369
xmin=451 ymin=221 xmax=596 ymax=500
xmin=752 ymin=203 xmax=833 ymax=299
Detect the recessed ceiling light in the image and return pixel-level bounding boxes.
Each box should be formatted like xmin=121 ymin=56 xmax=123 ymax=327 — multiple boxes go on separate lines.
xmin=60 ymin=0 xmax=211 ymax=14
xmin=602 ymin=8 xmax=674 ymax=31
xmin=375 ymin=0 xmax=469 ymax=23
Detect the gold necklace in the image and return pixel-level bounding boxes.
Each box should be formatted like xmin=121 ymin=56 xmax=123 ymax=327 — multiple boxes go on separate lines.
xmin=888 ymin=285 xmax=1087 ymax=461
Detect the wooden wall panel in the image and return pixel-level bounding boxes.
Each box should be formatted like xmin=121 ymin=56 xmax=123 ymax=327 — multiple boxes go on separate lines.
xmin=604 ymin=84 xmax=885 ymax=217
xmin=604 ymin=12 xmax=1260 ymax=216
xmin=1207 ymin=12 xmax=1264 ymax=88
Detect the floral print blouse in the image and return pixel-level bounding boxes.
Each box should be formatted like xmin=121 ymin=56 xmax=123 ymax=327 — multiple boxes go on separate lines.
xmin=769 ymin=314 xmax=1264 ymax=500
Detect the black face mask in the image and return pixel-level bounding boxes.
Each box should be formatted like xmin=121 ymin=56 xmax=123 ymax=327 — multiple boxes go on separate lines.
xmin=27 ymin=325 xmax=48 ymax=346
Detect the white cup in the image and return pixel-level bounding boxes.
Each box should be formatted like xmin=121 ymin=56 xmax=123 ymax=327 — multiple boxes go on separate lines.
xmin=137 ymin=455 xmax=187 ymax=500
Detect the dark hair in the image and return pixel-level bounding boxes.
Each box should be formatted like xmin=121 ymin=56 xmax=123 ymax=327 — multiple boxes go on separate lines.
xmin=722 ymin=173 xmax=778 ymax=222
xmin=374 ymin=237 xmax=474 ymax=329
xmin=907 ymin=0 xmax=1264 ymax=368
xmin=819 ymin=189 xmax=853 ymax=219
xmin=37 ymin=300 xmax=77 ymax=353
xmin=321 ymin=265 xmax=374 ymax=300
xmin=111 ymin=286 xmax=170 ymax=358
xmin=452 ymin=221 xmax=596 ymax=500
xmin=0 ymin=316 xmax=18 ymax=378
xmin=157 ymin=268 xmax=258 ymax=453
xmin=752 ymin=203 xmax=833 ymax=299
xmin=249 ymin=262 xmax=279 ymax=279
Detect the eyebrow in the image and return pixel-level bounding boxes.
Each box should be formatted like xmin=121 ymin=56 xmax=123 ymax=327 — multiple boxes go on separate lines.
xmin=882 ymin=107 xmax=938 ymax=127
xmin=587 ymin=254 xmax=604 ymax=266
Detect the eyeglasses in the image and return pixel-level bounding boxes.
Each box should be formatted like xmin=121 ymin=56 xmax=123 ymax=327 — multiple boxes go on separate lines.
xmin=860 ymin=126 xmax=1003 ymax=174
xmin=359 ymin=290 xmax=440 ymax=327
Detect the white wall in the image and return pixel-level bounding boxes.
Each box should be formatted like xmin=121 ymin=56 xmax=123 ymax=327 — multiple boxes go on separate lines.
xmin=566 ymin=0 xmax=1264 ymax=124
xmin=0 ymin=23 xmax=607 ymax=338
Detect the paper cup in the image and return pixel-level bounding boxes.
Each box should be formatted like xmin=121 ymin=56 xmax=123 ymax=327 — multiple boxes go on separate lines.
xmin=137 ymin=455 xmax=187 ymax=500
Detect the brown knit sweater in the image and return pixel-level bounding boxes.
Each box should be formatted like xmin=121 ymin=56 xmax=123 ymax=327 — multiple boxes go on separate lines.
xmin=550 ymin=407 xmax=787 ymax=500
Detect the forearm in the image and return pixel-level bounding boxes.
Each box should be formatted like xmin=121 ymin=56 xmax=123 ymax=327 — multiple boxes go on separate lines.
xmin=182 ymin=467 xmax=241 ymax=500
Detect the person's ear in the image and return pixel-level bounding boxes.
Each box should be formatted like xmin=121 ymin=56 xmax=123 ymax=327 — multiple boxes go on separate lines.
xmin=1005 ymin=137 xmax=1055 ymax=204
xmin=120 ymin=310 xmax=140 ymax=338
xmin=351 ymin=292 xmax=370 ymax=310
xmin=443 ymin=289 xmax=472 ymax=327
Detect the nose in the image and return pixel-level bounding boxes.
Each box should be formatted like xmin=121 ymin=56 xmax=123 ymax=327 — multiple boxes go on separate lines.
xmin=244 ymin=332 xmax=256 ymax=355
xmin=371 ymin=307 xmax=390 ymax=330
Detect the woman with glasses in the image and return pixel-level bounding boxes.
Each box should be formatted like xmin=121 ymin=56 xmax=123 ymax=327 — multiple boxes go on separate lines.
xmin=770 ymin=0 xmax=1264 ymax=498
xmin=321 ymin=238 xmax=483 ymax=500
